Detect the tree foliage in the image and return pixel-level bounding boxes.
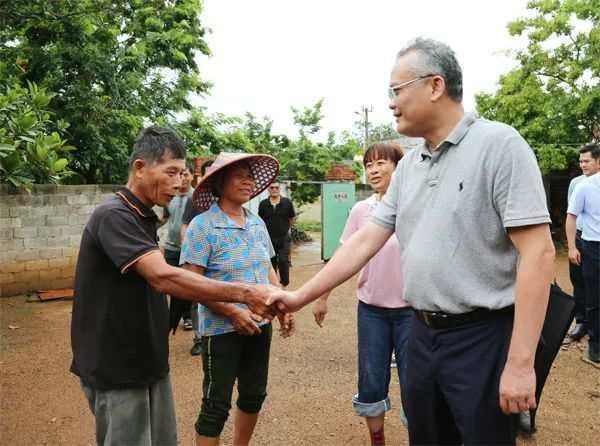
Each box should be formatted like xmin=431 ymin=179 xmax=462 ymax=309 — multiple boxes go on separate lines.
xmin=0 ymin=81 xmax=74 ymax=188
xmin=1 ymin=0 xmax=211 ymax=183
xmin=476 ymin=0 xmax=599 ymax=172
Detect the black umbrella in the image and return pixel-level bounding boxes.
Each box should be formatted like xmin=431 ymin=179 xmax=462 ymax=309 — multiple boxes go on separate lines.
xmin=527 ymin=282 xmax=576 ymax=432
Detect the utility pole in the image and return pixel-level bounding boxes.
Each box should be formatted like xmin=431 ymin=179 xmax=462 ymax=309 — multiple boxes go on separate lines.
xmin=354 ymin=105 xmax=373 ymax=184
xmin=355 ymin=105 xmax=373 ymax=151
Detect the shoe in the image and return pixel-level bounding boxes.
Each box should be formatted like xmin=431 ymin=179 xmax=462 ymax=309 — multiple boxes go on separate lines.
xmin=183 ymin=318 xmax=193 ymax=331
xmin=581 ymin=344 xmax=600 ymax=366
xmin=190 ymin=342 xmax=203 ymax=356
xmin=568 ymin=323 xmax=587 ymax=341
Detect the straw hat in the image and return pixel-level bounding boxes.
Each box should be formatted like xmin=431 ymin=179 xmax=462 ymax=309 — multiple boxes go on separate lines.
xmin=192 ymin=152 xmax=279 ymax=212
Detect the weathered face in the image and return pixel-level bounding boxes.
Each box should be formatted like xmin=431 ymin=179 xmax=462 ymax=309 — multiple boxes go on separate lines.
xmin=365 ymin=157 xmax=396 ymax=195
xmin=221 ymin=162 xmax=256 ymax=205
xmin=388 ymin=53 xmax=439 ymax=137
xmin=579 ymin=152 xmax=600 ymax=176
xmin=133 ymin=154 xmax=186 ymax=207
xmin=268 ymin=182 xmax=281 ymax=198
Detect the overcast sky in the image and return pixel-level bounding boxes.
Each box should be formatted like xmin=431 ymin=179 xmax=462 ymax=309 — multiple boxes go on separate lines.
xmin=193 ymin=0 xmax=530 ymax=139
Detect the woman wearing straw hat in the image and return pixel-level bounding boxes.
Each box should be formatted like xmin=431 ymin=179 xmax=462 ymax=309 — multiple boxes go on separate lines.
xmin=180 ymin=152 xmax=294 ymax=446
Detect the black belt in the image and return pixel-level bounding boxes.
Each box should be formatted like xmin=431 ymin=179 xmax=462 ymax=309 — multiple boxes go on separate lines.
xmin=415 ymin=305 xmax=514 ymax=330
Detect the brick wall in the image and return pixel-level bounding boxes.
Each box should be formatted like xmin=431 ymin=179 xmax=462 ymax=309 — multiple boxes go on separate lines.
xmin=0 ymin=185 xmax=120 ymax=297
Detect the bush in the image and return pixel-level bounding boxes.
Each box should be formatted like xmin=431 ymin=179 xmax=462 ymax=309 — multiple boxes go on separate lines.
xmin=0 ymin=82 xmax=74 ymax=189
xmin=294 ymin=220 xmax=321 ymax=233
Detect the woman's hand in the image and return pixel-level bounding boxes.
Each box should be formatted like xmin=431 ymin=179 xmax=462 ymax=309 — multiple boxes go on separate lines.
xmin=277 ymin=313 xmax=295 ymax=338
xmin=312 ymin=297 xmax=328 ymax=327
xmin=230 ymin=307 xmax=263 ymax=335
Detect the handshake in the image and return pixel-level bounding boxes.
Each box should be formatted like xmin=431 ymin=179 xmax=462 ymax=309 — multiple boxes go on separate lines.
xmin=242 ymin=284 xmax=305 ymax=319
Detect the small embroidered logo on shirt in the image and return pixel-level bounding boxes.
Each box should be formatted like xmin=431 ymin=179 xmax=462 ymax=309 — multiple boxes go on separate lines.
xmin=459 ymin=181 xmax=464 ymax=191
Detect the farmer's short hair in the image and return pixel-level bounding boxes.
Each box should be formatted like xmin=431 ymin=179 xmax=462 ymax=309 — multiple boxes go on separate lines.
xmin=396 ymin=37 xmax=463 ymax=102
xmin=209 ymin=160 xmax=253 ymax=198
xmin=363 ymin=142 xmax=404 ymax=167
xmin=129 ymin=126 xmax=186 ymax=169
xmin=200 ymin=159 xmax=214 ymax=176
xmin=579 ymin=143 xmax=600 ymax=160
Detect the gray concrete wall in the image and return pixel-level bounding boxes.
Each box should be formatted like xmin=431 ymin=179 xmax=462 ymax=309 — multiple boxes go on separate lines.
xmin=0 ymin=185 xmax=120 ymax=297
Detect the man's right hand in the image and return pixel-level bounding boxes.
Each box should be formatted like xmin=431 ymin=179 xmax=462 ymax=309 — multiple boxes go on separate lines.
xmin=230 ymin=307 xmax=263 ymax=335
xmin=568 ymin=247 xmax=581 ymax=265
xmin=312 ymin=298 xmax=328 ymax=327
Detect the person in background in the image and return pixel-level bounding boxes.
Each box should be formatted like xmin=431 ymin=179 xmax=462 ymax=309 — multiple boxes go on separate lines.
xmin=313 ymin=142 xmax=410 ymax=446
xmin=181 ymin=152 xmax=294 ymax=446
xmin=565 ymin=144 xmax=600 ymax=342
xmin=258 ymin=180 xmax=296 ymax=288
xmin=566 ymin=143 xmax=600 ymax=366
xmin=180 ymin=159 xmax=214 ymax=356
xmin=70 ymin=127 xmax=276 ymax=446
xmin=160 ymin=163 xmax=194 ymax=331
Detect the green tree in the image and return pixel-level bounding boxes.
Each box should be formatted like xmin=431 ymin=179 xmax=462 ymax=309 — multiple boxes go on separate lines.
xmin=0 ymin=81 xmax=74 ymax=188
xmin=1 ymin=0 xmax=211 ymax=183
xmin=475 ymin=0 xmax=599 ymax=172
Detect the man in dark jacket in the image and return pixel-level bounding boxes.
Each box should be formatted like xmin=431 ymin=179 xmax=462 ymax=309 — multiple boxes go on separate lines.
xmin=258 ymin=181 xmax=296 ymax=287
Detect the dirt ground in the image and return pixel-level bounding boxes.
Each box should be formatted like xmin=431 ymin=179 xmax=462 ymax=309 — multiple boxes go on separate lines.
xmin=0 ymin=240 xmax=598 ymax=446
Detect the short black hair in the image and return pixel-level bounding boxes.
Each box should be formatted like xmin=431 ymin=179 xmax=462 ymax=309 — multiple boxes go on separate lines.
xmin=579 ymin=143 xmax=600 ymax=160
xmin=200 ymin=159 xmax=214 ymax=176
xmin=129 ymin=126 xmax=186 ymax=169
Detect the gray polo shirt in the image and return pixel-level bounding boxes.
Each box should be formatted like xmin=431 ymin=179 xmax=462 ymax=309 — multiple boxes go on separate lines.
xmin=372 ymin=112 xmax=550 ymax=313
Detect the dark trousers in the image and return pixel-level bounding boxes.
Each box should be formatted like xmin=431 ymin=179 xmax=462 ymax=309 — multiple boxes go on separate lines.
xmin=569 ymin=231 xmax=587 ymax=324
xmin=581 ymin=239 xmax=600 ymax=353
xmin=270 ymin=236 xmax=291 ymax=287
xmin=404 ymin=311 xmax=517 ymax=445
xmin=195 ymin=325 xmax=272 ymax=437
xmin=164 ymin=249 xmax=191 ymax=321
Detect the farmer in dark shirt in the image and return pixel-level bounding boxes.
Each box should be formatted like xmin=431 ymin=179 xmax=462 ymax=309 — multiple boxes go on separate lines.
xmin=258 ymin=180 xmax=296 ymax=287
xmin=70 ymin=127 xmax=276 ymax=446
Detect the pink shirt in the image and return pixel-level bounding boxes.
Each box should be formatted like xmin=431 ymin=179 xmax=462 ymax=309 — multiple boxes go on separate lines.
xmin=341 ymin=195 xmax=408 ymax=308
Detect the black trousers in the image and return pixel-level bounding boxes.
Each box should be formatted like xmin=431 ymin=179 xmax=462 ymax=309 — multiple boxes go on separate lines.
xmin=195 ymin=325 xmax=272 ymax=437
xmin=164 ymin=250 xmax=191 ymax=323
xmin=569 ymin=231 xmax=586 ymax=324
xmin=404 ymin=311 xmax=517 ymax=445
xmin=270 ymin=236 xmax=291 ymax=287
xmin=581 ymin=239 xmax=600 ymax=354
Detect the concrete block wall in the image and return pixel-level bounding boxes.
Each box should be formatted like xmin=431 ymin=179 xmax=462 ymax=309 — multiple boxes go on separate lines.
xmin=0 ymin=185 xmax=120 ymax=297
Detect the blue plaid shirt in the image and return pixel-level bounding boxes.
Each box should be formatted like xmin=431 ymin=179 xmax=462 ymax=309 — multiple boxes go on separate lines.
xmin=180 ymin=202 xmax=275 ymax=336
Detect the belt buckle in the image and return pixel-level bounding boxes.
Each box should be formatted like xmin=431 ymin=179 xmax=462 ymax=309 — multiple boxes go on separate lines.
xmin=423 ymin=311 xmax=446 ymax=328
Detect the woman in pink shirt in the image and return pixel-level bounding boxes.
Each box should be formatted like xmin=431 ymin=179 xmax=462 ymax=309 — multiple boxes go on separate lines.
xmin=313 ymin=142 xmax=410 ymax=446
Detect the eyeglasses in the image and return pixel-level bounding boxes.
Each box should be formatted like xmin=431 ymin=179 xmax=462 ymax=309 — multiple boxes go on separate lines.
xmin=388 ymin=74 xmax=435 ymax=99
xmin=269 ymin=186 xmax=280 ymax=190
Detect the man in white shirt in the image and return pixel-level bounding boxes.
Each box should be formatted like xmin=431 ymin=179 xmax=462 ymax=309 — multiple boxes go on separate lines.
xmin=566 ymin=143 xmax=600 ymax=365
xmin=565 ymin=144 xmax=600 ymax=341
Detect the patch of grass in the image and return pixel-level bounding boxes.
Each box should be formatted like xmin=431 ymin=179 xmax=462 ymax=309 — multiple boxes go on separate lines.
xmin=294 ymin=220 xmax=321 ymax=233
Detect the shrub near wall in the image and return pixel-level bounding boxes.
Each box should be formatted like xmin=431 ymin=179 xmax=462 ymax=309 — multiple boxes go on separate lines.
xmin=0 ymin=185 xmax=120 ymax=297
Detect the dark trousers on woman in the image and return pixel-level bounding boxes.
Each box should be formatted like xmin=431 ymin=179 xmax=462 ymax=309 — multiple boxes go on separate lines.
xmin=404 ymin=310 xmax=517 ymax=445
xmin=270 ymin=236 xmax=291 ymax=287
xmin=195 ymin=325 xmax=272 ymax=437
xmin=581 ymin=239 xmax=600 ymax=358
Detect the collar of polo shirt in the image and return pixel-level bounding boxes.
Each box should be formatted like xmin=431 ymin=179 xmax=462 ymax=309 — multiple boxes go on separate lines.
xmin=420 ymin=112 xmax=479 ymax=161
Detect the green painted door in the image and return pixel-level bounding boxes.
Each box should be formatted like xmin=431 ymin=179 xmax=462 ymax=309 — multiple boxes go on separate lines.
xmin=321 ymin=182 xmax=356 ymax=261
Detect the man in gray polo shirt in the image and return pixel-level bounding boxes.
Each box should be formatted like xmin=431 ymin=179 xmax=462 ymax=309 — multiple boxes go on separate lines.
xmin=269 ymin=38 xmax=555 ymax=445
